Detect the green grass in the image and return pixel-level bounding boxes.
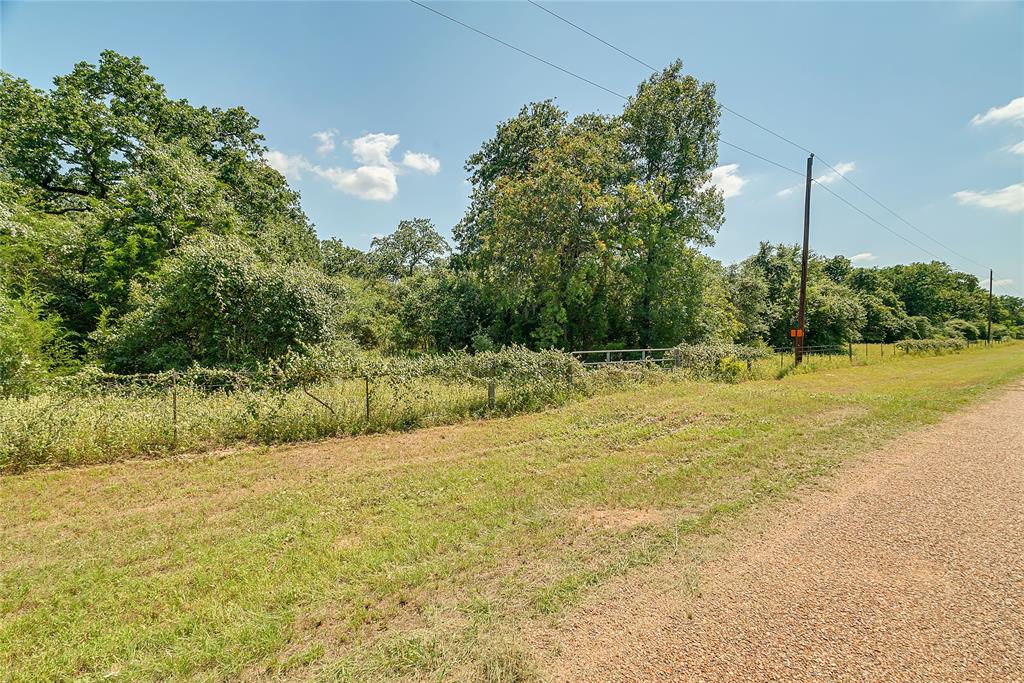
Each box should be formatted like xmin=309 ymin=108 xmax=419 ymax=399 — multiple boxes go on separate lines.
xmin=0 ymin=361 xmax=667 ymax=474
xmin=2 ymin=342 xmax=1022 ymax=681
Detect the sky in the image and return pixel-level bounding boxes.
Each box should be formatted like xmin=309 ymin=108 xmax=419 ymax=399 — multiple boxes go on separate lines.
xmin=2 ymin=0 xmax=1022 ymax=293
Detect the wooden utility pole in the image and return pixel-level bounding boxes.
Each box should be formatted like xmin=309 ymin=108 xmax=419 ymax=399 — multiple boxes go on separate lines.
xmin=988 ymin=269 xmax=993 ymax=345
xmin=795 ymin=154 xmax=814 ymax=365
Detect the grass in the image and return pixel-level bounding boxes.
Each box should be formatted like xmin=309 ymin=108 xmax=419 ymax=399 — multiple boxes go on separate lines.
xmin=1 ymin=342 xmax=1022 ymax=681
xmin=0 ymin=364 xmax=662 ymax=474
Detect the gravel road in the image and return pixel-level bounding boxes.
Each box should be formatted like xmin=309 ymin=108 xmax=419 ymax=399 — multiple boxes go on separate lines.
xmin=546 ymin=382 xmax=1024 ymax=682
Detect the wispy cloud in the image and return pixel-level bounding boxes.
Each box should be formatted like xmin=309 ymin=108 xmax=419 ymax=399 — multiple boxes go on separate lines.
xmin=970 ymin=96 xmax=1024 ymax=126
xmin=777 ymin=161 xmax=855 ymax=197
xmin=402 ymin=151 xmax=441 ymax=175
xmin=708 ymin=163 xmax=747 ymax=199
xmin=994 ymin=278 xmax=1014 ymax=287
xmin=312 ymin=129 xmax=338 ymax=155
xmin=952 ymin=182 xmax=1024 ymax=213
xmin=1008 ymin=141 xmax=1024 ymax=155
xmin=265 ymin=132 xmax=440 ymax=202
xmin=850 ymin=252 xmax=877 ymax=263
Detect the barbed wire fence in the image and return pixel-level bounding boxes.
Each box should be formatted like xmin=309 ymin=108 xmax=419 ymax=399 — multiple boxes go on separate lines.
xmin=8 ymin=337 xmax=1011 ymax=473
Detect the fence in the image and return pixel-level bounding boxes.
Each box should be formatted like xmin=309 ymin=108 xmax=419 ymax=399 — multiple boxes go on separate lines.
xmin=4 ymin=338 xmax=1013 ymax=473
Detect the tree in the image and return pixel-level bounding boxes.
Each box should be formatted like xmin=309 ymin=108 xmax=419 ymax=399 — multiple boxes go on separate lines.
xmin=96 ymin=234 xmax=343 ymax=372
xmin=455 ymin=62 xmax=725 ymax=349
xmin=370 ymin=218 xmax=449 ymax=280
xmin=0 ymin=51 xmax=319 ymax=344
xmin=321 ymin=238 xmax=373 ymax=278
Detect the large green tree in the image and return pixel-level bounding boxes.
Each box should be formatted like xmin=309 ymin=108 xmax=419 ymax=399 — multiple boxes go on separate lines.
xmin=455 ymin=61 xmax=725 ymax=349
xmin=0 ymin=51 xmax=319 ymax=344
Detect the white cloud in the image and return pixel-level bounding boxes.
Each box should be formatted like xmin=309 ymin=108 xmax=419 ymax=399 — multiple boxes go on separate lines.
xmin=709 ymin=163 xmax=747 ymax=199
xmin=351 ymin=133 xmax=400 ymax=168
xmin=315 ymin=165 xmax=398 ymax=201
xmin=1008 ymin=141 xmax=1024 ymax=155
xmin=402 ymin=151 xmax=441 ymax=175
xmin=970 ymin=96 xmax=1024 ymax=126
xmin=952 ymin=182 xmax=1024 ymax=213
xmin=816 ymin=161 xmax=856 ymax=187
xmin=850 ymin=252 xmax=877 ymax=263
xmin=265 ymin=131 xmax=440 ymax=202
xmin=994 ymin=278 xmax=1014 ymax=287
xmin=777 ymin=161 xmax=855 ymax=197
xmin=264 ymin=150 xmax=309 ymax=180
xmin=312 ymin=129 xmax=338 ymax=155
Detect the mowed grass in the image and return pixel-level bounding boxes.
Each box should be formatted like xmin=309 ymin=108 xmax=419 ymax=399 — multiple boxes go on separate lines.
xmin=2 ymin=343 xmax=1022 ymax=681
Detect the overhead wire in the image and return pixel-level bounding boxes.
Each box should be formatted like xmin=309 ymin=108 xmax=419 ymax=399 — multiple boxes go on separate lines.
xmin=410 ymin=0 xmax=1007 ymax=287
xmin=523 ymin=0 xmax=997 ymax=276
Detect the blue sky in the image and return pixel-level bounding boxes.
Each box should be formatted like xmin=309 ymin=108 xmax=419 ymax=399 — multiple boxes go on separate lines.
xmin=2 ymin=1 xmax=1022 ymax=292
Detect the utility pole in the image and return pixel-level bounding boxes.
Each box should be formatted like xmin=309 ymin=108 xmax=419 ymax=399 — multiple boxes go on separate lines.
xmin=795 ymin=153 xmax=814 ymax=365
xmin=988 ymin=269 xmax=993 ymax=345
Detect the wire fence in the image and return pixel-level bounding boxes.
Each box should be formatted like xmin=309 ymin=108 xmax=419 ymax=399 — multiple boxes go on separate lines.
xmin=3 ymin=338 xmax=1013 ymax=473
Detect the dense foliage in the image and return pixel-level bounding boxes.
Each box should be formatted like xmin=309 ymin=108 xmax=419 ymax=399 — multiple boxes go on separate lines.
xmin=2 ymin=52 xmax=1021 ymax=397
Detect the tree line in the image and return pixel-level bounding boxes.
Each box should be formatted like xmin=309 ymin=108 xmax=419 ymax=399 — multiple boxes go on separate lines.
xmin=1 ymin=52 xmax=1020 ymax=393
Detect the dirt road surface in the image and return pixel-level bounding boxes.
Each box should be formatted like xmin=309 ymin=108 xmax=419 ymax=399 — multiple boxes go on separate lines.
xmin=545 ymin=382 xmax=1024 ymax=682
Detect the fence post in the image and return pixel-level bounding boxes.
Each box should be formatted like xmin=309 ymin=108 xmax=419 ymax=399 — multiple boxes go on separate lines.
xmin=566 ymin=365 xmax=573 ymax=391
xmin=487 ymin=380 xmax=496 ymax=410
xmin=674 ymin=349 xmax=682 ymax=369
xmin=848 ymin=341 xmax=853 ymax=363
xmin=364 ymin=376 xmax=370 ymax=422
xmin=171 ymin=370 xmax=178 ymax=450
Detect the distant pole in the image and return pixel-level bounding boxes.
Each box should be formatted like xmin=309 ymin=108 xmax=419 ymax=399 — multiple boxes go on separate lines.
xmin=795 ymin=153 xmax=814 ymax=365
xmin=988 ymin=269 xmax=993 ymax=345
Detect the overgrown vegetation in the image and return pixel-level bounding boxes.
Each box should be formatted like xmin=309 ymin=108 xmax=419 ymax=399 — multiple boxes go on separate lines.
xmin=2 ymin=53 xmax=1020 ymax=400
xmin=895 ymin=338 xmax=969 ymax=354
xmin=3 ymin=343 xmax=1021 ymax=681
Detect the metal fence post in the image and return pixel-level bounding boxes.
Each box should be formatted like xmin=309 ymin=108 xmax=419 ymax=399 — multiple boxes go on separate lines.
xmin=848 ymin=341 xmax=853 ymax=363
xmin=171 ymin=370 xmax=178 ymax=450
xmin=364 ymin=376 xmax=370 ymax=422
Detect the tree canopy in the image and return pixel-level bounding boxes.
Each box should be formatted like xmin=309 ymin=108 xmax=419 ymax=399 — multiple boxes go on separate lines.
xmin=1 ymin=51 xmax=1020 ymax=395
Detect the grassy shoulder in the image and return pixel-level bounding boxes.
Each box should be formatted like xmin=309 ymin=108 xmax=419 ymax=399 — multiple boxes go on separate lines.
xmin=2 ymin=343 xmax=1022 ymax=681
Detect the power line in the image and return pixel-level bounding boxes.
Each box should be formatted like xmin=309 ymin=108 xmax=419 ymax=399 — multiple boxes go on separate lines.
xmin=720 ymin=141 xmax=803 ymax=177
xmin=526 ymin=0 xmax=814 ymax=155
xmin=526 ymin=0 xmax=659 ymax=73
xmin=407 ymin=0 xmax=628 ymax=100
xmin=811 ymin=180 xmax=948 ymax=263
xmin=813 ymin=157 xmax=988 ymax=270
xmin=413 ymin=0 xmax=1006 ymax=285
xmin=525 ymin=0 xmax=993 ymax=274
xmin=408 ymin=0 xmax=799 ymax=177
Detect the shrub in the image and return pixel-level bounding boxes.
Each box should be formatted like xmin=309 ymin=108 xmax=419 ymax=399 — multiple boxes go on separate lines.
xmin=671 ymin=343 xmax=772 ymax=380
xmin=943 ymin=318 xmax=980 ymax=341
xmin=0 ymin=286 xmax=72 ymax=397
xmin=96 ymin=234 xmax=346 ymax=373
xmin=895 ymin=338 xmax=968 ymax=355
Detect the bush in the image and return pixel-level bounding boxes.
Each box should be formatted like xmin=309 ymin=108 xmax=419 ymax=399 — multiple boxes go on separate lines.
xmin=671 ymin=343 xmax=772 ymax=380
xmin=0 ymin=286 xmax=72 ymax=397
xmin=895 ymin=338 xmax=968 ymax=355
xmin=943 ymin=318 xmax=980 ymax=341
xmin=96 ymin=234 xmax=346 ymax=373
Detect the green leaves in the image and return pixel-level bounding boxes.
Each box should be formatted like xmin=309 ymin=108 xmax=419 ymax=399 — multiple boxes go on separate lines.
xmin=95 ymin=234 xmax=344 ymax=373
xmin=455 ymin=63 xmax=726 ymax=350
